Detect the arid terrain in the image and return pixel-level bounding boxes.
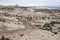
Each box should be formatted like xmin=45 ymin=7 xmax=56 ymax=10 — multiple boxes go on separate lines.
xmin=0 ymin=5 xmax=60 ymax=40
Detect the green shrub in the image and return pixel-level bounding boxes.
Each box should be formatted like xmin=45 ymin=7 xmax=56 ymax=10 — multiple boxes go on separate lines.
xmin=0 ymin=36 xmax=5 ymax=40
xmin=0 ymin=36 xmax=10 ymax=40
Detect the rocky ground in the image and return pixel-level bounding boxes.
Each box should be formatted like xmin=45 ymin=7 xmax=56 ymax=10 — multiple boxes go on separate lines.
xmin=0 ymin=5 xmax=60 ymax=40
xmin=0 ymin=29 xmax=60 ymax=40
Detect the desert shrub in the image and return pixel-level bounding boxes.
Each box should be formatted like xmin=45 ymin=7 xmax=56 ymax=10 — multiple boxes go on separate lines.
xmin=42 ymin=17 xmax=45 ymax=20
xmin=20 ymin=34 xmax=24 ymax=37
xmin=58 ymin=27 xmax=60 ymax=29
xmin=42 ymin=23 xmax=52 ymax=31
xmin=0 ymin=36 xmax=5 ymax=40
xmin=5 ymin=38 xmax=9 ymax=40
xmin=58 ymin=27 xmax=60 ymax=32
xmin=2 ymin=20 xmax=5 ymax=22
xmin=0 ymin=19 xmax=2 ymax=21
xmin=50 ymin=22 xmax=55 ymax=26
xmin=53 ymin=32 xmax=58 ymax=34
xmin=0 ymin=36 xmax=10 ymax=40
xmin=28 ymin=17 xmax=32 ymax=21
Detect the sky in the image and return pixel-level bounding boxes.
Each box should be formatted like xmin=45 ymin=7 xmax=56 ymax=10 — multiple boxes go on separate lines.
xmin=0 ymin=0 xmax=60 ymax=7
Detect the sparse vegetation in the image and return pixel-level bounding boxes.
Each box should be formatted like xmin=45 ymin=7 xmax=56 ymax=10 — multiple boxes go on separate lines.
xmin=27 ymin=17 xmax=32 ymax=21
xmin=53 ymin=32 xmax=58 ymax=34
xmin=2 ymin=19 xmax=5 ymax=22
xmin=20 ymin=34 xmax=24 ymax=37
xmin=0 ymin=36 xmax=10 ymax=40
xmin=0 ymin=5 xmax=60 ymax=40
xmin=42 ymin=23 xmax=52 ymax=31
xmin=0 ymin=36 xmax=5 ymax=40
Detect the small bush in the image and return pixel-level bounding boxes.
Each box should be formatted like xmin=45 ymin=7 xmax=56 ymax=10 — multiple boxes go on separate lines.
xmin=20 ymin=34 xmax=24 ymax=37
xmin=58 ymin=27 xmax=60 ymax=29
xmin=2 ymin=20 xmax=5 ymax=22
xmin=0 ymin=36 xmax=10 ymax=40
xmin=54 ymin=32 xmax=58 ymax=34
xmin=6 ymin=38 xmax=9 ymax=40
xmin=0 ymin=36 xmax=5 ymax=40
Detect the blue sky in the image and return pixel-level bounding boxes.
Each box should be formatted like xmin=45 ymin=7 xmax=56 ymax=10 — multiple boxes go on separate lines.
xmin=0 ymin=0 xmax=60 ymax=7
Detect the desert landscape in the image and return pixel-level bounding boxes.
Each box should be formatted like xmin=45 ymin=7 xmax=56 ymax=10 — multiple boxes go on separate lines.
xmin=0 ymin=5 xmax=60 ymax=40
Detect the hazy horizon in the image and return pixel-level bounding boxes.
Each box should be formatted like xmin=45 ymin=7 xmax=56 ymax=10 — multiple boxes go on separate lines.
xmin=0 ymin=0 xmax=60 ymax=7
